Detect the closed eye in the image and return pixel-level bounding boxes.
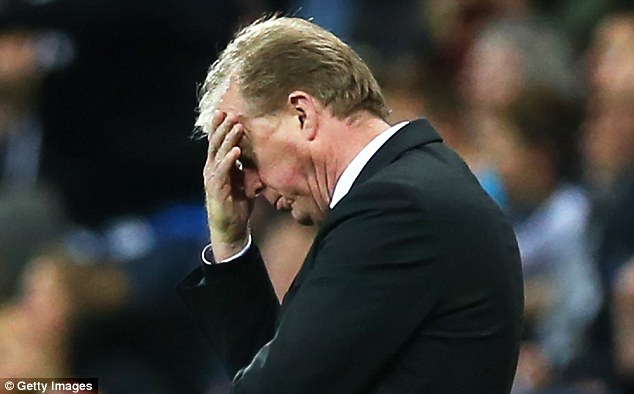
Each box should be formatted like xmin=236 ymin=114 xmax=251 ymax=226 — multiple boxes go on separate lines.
xmin=239 ymin=154 xmax=257 ymax=169
xmin=237 ymin=134 xmax=257 ymax=169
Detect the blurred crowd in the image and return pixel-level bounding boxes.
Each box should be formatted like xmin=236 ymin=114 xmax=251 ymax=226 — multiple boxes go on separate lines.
xmin=0 ymin=0 xmax=633 ymax=393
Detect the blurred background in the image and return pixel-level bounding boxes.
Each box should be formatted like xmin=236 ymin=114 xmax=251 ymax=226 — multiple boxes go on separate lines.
xmin=0 ymin=0 xmax=633 ymax=393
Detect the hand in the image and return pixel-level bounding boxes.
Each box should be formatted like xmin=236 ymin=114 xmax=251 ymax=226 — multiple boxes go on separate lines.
xmin=204 ymin=111 xmax=253 ymax=261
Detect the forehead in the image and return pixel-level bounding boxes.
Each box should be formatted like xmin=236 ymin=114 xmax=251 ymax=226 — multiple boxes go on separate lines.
xmin=217 ymin=82 xmax=258 ymax=154
xmin=216 ymin=80 xmax=284 ymax=137
xmin=217 ymin=81 xmax=249 ymax=118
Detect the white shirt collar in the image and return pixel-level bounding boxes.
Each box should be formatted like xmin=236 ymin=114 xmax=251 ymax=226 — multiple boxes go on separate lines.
xmin=329 ymin=121 xmax=409 ymax=208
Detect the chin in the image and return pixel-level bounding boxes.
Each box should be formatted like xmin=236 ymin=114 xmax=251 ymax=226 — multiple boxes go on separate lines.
xmin=291 ymin=207 xmax=325 ymax=226
xmin=292 ymin=211 xmax=315 ymax=226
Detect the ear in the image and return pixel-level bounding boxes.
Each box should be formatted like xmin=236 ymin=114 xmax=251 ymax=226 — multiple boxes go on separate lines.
xmin=288 ymin=90 xmax=319 ymax=141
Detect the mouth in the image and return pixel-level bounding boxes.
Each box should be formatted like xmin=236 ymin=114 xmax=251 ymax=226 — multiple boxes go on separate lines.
xmin=275 ymin=196 xmax=292 ymax=211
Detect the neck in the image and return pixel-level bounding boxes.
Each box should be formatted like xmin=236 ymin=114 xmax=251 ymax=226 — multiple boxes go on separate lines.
xmin=322 ymin=112 xmax=392 ymax=199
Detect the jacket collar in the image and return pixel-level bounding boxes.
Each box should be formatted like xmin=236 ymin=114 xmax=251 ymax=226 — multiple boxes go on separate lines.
xmin=351 ymin=118 xmax=442 ymax=188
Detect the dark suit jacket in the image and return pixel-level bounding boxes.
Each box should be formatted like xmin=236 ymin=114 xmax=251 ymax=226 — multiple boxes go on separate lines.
xmin=179 ymin=119 xmax=524 ymax=394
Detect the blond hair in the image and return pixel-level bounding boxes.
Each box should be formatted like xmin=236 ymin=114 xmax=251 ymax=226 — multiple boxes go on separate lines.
xmin=196 ymin=16 xmax=389 ymax=132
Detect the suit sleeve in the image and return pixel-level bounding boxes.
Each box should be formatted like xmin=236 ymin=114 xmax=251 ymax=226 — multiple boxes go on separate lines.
xmin=178 ymin=244 xmax=280 ymax=376
xmin=229 ymin=182 xmax=441 ymax=393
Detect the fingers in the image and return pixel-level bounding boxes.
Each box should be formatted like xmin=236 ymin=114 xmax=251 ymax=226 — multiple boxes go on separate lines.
xmin=214 ymin=146 xmax=242 ymax=189
xmin=201 ymin=112 xmax=253 ymax=256
xmin=216 ymin=123 xmax=243 ymax=165
xmin=207 ymin=110 xmax=227 ymax=142
xmin=204 ymin=115 xmax=244 ymax=199
xmin=205 ymin=111 xmax=242 ymax=170
xmin=207 ymin=111 xmax=236 ymax=159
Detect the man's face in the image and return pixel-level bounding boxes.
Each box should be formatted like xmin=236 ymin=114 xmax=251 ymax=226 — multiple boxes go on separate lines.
xmin=591 ymin=19 xmax=634 ymax=95
xmin=463 ymin=39 xmax=523 ymax=109
xmin=217 ymin=83 xmax=327 ymax=225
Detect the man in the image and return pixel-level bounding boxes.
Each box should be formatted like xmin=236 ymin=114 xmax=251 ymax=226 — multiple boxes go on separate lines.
xmin=179 ymin=16 xmax=523 ymax=394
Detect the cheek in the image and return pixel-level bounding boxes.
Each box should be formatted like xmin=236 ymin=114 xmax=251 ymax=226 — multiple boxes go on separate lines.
xmin=259 ymin=161 xmax=303 ymax=191
xmin=255 ymin=138 xmax=307 ymax=193
xmin=271 ymin=171 xmax=297 ymax=190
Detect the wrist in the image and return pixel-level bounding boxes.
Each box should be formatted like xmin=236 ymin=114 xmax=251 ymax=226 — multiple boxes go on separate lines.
xmin=210 ymin=234 xmax=250 ymax=262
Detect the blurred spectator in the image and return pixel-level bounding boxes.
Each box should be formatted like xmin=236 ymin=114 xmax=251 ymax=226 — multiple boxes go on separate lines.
xmin=0 ymin=249 xmax=129 ymax=377
xmin=0 ymin=191 xmax=228 ymax=392
xmin=424 ymin=0 xmax=535 ymax=86
xmin=583 ymin=11 xmax=634 ymax=193
xmin=462 ymin=15 xmax=579 ymax=114
xmin=459 ymin=14 xmax=581 ymax=209
xmin=0 ymin=8 xmax=76 ymax=383
xmin=582 ymin=8 xmax=634 ymax=392
xmin=488 ymin=91 xmax=601 ymax=393
xmin=0 ymin=30 xmax=38 ymax=189
xmin=0 ymin=189 xmax=128 ymax=378
xmin=583 ymin=92 xmax=634 ymax=200
xmin=587 ymin=5 xmax=634 ymax=98
xmin=0 ymin=0 xmax=242 ymax=226
xmin=0 ymin=29 xmax=58 ymax=191
xmin=0 ymin=190 xmax=65 ymax=305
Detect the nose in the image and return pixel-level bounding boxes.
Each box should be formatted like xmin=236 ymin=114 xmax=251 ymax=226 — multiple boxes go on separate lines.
xmin=243 ymin=168 xmax=264 ymax=199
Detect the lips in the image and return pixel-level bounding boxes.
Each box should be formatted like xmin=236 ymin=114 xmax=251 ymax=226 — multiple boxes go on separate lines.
xmin=275 ymin=196 xmax=292 ymax=211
